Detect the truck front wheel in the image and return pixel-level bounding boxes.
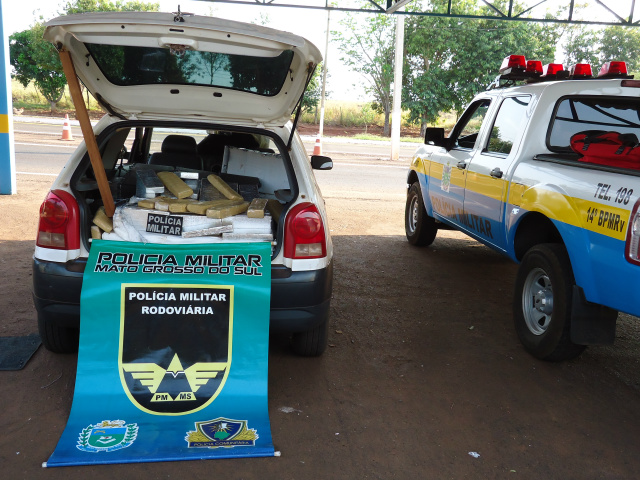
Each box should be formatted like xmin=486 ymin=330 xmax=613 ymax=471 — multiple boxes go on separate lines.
xmin=405 ymin=182 xmax=437 ymax=246
xmin=513 ymin=243 xmax=586 ymax=361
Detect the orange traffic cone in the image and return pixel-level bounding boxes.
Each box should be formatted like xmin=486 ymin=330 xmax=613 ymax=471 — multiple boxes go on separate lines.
xmin=312 ymin=135 xmax=322 ymax=155
xmin=60 ymin=114 xmax=73 ymax=141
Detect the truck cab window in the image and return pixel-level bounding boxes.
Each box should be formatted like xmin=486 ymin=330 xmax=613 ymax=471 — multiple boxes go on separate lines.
xmin=486 ymin=95 xmax=531 ymax=155
xmin=548 ymin=97 xmax=640 ymax=152
xmin=452 ymin=99 xmax=491 ymax=149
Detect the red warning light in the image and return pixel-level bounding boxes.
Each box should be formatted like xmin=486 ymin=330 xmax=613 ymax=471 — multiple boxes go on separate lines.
xmin=526 ymin=60 xmax=543 ymax=75
xmin=598 ymin=61 xmax=628 ymax=77
xmin=570 ymin=63 xmax=593 ymax=78
xmin=542 ymin=63 xmax=564 ymax=76
xmin=500 ymin=55 xmax=526 ymax=74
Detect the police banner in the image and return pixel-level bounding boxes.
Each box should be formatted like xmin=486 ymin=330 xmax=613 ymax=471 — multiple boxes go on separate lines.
xmin=45 ymin=240 xmax=274 ymax=467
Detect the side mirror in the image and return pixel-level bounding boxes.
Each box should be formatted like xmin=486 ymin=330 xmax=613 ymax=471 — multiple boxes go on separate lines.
xmin=311 ymin=155 xmax=333 ymax=170
xmin=424 ymin=127 xmax=451 ymax=150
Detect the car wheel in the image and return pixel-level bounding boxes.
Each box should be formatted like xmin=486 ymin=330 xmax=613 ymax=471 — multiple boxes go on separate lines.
xmin=291 ymin=317 xmax=329 ymax=357
xmin=37 ymin=315 xmax=79 ymax=354
xmin=513 ymin=243 xmax=586 ymax=361
xmin=405 ymin=182 xmax=437 ymax=246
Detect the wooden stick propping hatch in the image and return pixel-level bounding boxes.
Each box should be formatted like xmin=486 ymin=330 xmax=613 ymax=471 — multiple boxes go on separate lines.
xmin=58 ymin=49 xmax=115 ymax=217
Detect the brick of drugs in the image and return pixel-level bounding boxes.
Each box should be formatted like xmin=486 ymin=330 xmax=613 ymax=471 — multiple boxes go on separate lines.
xmin=267 ymin=199 xmax=284 ymax=220
xmin=197 ymin=178 xmax=226 ymax=202
xmin=135 ymin=165 xmax=165 ymax=198
xmin=93 ymin=206 xmax=113 ymax=233
xmin=182 ymin=224 xmax=234 ymax=238
xmin=207 ymin=174 xmax=243 ymax=201
xmin=91 ymin=225 xmax=102 ymax=239
xmin=247 ymin=198 xmax=268 ymax=218
xmin=137 ymin=198 xmax=156 ymax=209
xmin=206 ymin=199 xmax=249 ymax=219
xmin=157 ymin=171 xmax=194 ymax=199
xmin=168 ymin=199 xmax=197 ymax=213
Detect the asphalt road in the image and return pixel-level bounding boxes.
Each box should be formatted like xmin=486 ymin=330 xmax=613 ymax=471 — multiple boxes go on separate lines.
xmin=3 ymin=124 xmax=640 ymax=479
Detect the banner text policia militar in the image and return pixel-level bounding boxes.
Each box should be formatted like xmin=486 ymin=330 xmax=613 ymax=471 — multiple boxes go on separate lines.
xmin=93 ymin=252 xmax=265 ymax=276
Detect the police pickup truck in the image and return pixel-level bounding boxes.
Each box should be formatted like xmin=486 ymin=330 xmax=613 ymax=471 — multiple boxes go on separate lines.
xmin=405 ymin=56 xmax=640 ymax=361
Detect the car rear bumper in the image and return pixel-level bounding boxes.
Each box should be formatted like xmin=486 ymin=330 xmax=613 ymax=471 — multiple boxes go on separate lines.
xmin=33 ymin=257 xmax=333 ymax=332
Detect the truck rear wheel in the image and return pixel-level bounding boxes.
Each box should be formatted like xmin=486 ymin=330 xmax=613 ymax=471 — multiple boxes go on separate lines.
xmin=513 ymin=243 xmax=586 ymax=361
xmin=405 ymin=182 xmax=437 ymax=246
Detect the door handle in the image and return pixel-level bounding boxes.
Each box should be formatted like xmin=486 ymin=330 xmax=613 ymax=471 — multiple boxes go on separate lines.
xmin=457 ymin=161 xmax=467 ymax=170
xmin=490 ymin=167 xmax=503 ymax=179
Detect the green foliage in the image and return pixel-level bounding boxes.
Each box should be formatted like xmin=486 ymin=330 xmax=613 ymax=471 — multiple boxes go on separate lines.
xmin=9 ymin=24 xmax=66 ymax=111
xmin=9 ymin=0 xmax=160 ymax=112
xmin=403 ymin=0 xmax=561 ymax=131
xmin=63 ymin=0 xmax=159 ymax=13
xmin=333 ymin=10 xmax=396 ymax=136
xmin=564 ymin=24 xmax=640 ymax=74
xmin=301 ymin=63 xmax=327 ymax=115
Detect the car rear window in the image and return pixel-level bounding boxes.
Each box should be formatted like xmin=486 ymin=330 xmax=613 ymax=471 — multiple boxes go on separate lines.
xmin=547 ymin=96 xmax=640 ymax=152
xmin=85 ymin=44 xmax=294 ymax=96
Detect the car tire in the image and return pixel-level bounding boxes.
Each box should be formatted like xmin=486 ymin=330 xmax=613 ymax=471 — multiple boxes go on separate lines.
xmin=291 ymin=317 xmax=329 ymax=357
xmin=513 ymin=243 xmax=586 ymax=361
xmin=405 ymin=182 xmax=437 ymax=246
xmin=37 ymin=316 xmax=79 ymax=354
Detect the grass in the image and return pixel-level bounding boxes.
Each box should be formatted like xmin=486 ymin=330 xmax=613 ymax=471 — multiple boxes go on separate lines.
xmin=10 ymin=80 xmax=454 ymax=139
xmin=351 ymin=133 xmax=423 ymax=143
xmin=11 ymin=79 xmax=102 ymax=113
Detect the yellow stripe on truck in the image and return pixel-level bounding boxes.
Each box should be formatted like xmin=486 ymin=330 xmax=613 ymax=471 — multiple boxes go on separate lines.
xmin=416 ymin=165 xmax=631 ymax=241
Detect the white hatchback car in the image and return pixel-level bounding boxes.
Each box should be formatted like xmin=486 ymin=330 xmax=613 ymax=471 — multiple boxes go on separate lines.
xmin=32 ymin=12 xmax=334 ymax=356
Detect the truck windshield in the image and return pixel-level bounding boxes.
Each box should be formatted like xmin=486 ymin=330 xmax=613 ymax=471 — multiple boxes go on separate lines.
xmin=548 ymin=97 xmax=640 ymax=152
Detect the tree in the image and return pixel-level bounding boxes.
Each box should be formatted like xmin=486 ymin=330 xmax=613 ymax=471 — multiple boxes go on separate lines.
xmin=301 ymin=63 xmax=331 ymax=123
xmin=10 ymin=0 xmax=160 ymax=112
xmin=10 ymin=24 xmax=66 ymax=112
xmin=403 ymin=0 xmax=561 ymax=134
xmin=333 ymin=12 xmax=395 ymax=136
xmin=563 ymin=23 xmax=640 ymax=75
xmin=63 ymin=0 xmax=159 ymax=14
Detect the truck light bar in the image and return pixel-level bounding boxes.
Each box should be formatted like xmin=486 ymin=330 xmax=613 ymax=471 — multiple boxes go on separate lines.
xmin=489 ymin=56 xmax=633 ymax=89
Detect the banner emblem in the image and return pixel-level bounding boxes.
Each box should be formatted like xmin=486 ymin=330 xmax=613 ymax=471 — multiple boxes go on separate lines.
xmin=185 ymin=418 xmax=258 ymax=448
xmin=77 ymin=420 xmax=138 ymax=453
xmin=119 ymin=284 xmax=233 ymax=415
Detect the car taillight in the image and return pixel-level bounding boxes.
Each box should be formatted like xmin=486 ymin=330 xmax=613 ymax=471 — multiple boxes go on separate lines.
xmin=37 ymin=190 xmax=80 ymax=250
xmin=625 ymin=198 xmax=640 ymax=266
xmin=284 ymin=202 xmax=326 ymax=259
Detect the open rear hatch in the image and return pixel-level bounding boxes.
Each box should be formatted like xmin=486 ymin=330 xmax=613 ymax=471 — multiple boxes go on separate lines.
xmin=44 ymin=11 xmax=321 ymax=126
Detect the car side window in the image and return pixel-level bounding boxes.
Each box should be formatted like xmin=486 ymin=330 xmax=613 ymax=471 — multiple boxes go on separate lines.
xmin=486 ymin=95 xmax=531 ymax=155
xmin=452 ymin=99 xmax=491 ymax=149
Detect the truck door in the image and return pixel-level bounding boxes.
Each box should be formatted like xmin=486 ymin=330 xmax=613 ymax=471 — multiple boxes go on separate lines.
xmin=463 ymin=95 xmax=532 ymax=251
xmin=428 ymin=99 xmax=491 ymax=229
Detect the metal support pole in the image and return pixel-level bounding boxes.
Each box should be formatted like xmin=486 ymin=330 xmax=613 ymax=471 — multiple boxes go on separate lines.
xmin=318 ymin=10 xmax=330 ymax=138
xmin=0 ymin=0 xmax=16 ymax=195
xmin=390 ymin=13 xmax=404 ymax=161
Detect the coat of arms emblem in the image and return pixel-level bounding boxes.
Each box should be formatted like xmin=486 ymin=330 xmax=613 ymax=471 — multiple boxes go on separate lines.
xmin=77 ymin=420 xmax=138 ymax=453
xmin=185 ymin=418 xmax=258 ymax=448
